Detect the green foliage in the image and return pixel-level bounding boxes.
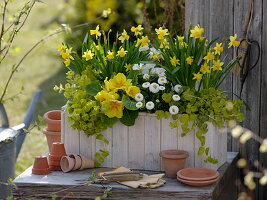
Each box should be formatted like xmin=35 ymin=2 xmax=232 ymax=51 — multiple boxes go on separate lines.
xmin=85 ymin=80 xmax=102 ymax=96
xmin=95 ymin=149 xmax=110 ymax=167
xmin=120 ymin=110 xmax=139 ymax=126
xmin=122 ymin=95 xmax=138 ymax=110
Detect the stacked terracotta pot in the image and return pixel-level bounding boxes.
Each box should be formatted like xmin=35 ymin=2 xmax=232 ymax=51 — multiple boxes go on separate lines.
xmin=32 ymin=156 xmax=50 ymax=175
xmin=43 ymin=110 xmax=62 ymax=152
xmin=60 ymin=154 xmax=95 ymax=172
xmin=48 ymin=142 xmax=67 ymax=171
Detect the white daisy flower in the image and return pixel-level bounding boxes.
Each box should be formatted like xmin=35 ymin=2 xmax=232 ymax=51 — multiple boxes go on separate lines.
xmin=172 ymin=94 xmax=181 ymax=101
xmin=158 ymin=77 xmax=167 ymax=85
xmin=139 ymin=45 xmax=149 ymax=52
xmin=146 ymin=101 xmax=155 ymax=110
xmin=174 ymin=84 xmax=182 ymax=93
xmin=149 ymin=83 xmax=160 ymax=93
xmin=169 ymin=105 xmax=179 ymax=115
xmin=159 ymin=86 xmax=165 ymax=90
xmin=136 ymin=102 xmax=143 ymax=108
xmin=141 ymin=63 xmax=155 ymax=75
xmin=132 ymin=64 xmax=142 ymax=70
xmin=142 ymin=82 xmax=150 ymax=88
xmin=135 ymin=93 xmax=144 ymax=102
xmin=143 ymin=74 xmax=150 ymax=80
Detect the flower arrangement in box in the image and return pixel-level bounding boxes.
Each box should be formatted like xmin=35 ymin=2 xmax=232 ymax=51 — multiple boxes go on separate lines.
xmin=55 ymin=24 xmax=244 ymax=166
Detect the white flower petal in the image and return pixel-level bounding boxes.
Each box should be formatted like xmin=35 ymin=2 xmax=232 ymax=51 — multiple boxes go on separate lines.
xmin=146 ymin=101 xmax=155 ymax=110
xmin=169 ymin=105 xmax=179 ymax=115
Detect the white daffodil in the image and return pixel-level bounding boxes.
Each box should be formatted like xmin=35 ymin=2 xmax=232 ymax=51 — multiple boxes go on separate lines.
xmin=149 ymin=83 xmax=160 ymax=93
xmin=169 ymin=105 xmax=179 ymax=115
xmin=142 ymin=82 xmax=150 ymax=88
xmin=136 ymin=102 xmax=143 ymax=108
xmin=159 ymin=86 xmax=165 ymax=90
xmin=174 ymin=84 xmax=182 ymax=93
xmin=139 ymin=45 xmax=149 ymax=52
xmin=135 ymin=93 xmax=144 ymax=102
xmin=158 ymin=77 xmax=167 ymax=85
xmin=172 ymin=94 xmax=181 ymax=101
xmin=146 ymin=101 xmax=155 ymax=110
xmin=141 ymin=63 xmax=155 ymax=75
xmin=143 ymin=74 xmax=150 ymax=80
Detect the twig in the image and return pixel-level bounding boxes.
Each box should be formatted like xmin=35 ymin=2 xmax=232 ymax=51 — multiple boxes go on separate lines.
xmin=0 ymin=0 xmax=8 ymax=50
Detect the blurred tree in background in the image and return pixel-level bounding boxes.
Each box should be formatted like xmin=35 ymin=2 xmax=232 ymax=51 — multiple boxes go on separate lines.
xmin=56 ymin=0 xmax=185 ymax=49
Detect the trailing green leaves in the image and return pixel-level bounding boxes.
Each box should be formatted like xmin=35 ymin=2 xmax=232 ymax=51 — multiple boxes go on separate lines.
xmin=85 ymin=80 xmax=102 ymax=96
xmin=122 ymin=95 xmax=138 ymax=110
xmin=120 ymin=109 xmax=138 ymax=126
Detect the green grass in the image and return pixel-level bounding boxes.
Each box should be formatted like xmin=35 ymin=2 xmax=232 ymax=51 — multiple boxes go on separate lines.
xmin=0 ymin=1 xmax=68 ymax=176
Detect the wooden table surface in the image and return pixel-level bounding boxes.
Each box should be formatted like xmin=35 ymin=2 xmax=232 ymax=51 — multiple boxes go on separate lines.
xmin=13 ymin=152 xmax=238 ymax=200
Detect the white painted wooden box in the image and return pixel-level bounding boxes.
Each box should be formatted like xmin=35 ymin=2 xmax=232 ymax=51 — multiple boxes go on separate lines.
xmin=61 ymin=111 xmax=227 ymax=171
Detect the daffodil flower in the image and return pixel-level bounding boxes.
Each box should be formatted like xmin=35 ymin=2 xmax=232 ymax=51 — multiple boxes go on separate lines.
xmin=106 ymin=50 xmax=114 ymax=59
xmin=82 ymin=50 xmax=94 ymax=61
xmin=57 ymin=44 xmax=67 ymax=52
xmin=212 ymin=60 xmax=224 ymax=71
xmin=193 ymin=73 xmax=203 ymax=81
xmin=170 ymin=56 xmax=180 ymax=66
xmin=131 ymin=25 xmax=143 ymax=36
xmin=61 ymin=48 xmax=73 ymax=60
xmin=155 ymin=27 xmax=169 ymax=40
xmin=213 ymin=43 xmax=224 ymax=55
xmin=64 ymin=58 xmax=71 ymax=67
xmin=228 ymin=34 xmax=240 ymax=48
xmin=118 ymin=30 xmax=130 ymax=43
xmin=136 ymin=36 xmax=150 ymax=47
xmin=124 ymin=64 xmax=132 ymax=71
xmin=117 ymin=48 xmax=128 ymax=57
xmin=90 ymin=25 xmax=101 ymax=39
xmin=200 ymin=63 xmax=210 ymax=74
xmin=186 ymin=56 xmax=194 ymax=65
xmin=190 ymin=24 xmax=204 ymax=38
xmin=203 ymin=52 xmax=215 ymax=61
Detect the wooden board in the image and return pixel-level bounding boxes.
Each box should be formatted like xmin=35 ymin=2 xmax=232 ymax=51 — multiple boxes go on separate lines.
xmin=13 ymin=152 xmax=238 ymax=200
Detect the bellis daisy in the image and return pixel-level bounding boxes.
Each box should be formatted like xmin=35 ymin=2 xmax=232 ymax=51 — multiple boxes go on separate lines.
xmin=135 ymin=93 xmax=144 ymax=101
xmin=169 ymin=105 xmax=179 ymax=115
xmin=146 ymin=101 xmax=155 ymax=110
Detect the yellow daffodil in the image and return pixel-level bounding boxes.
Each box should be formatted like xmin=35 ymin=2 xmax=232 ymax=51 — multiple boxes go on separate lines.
xmin=228 ymin=34 xmax=240 ymax=48
xmin=190 ymin=24 xmax=204 ymax=39
xmin=152 ymin=53 xmax=161 ymax=61
xmin=117 ymin=48 xmax=128 ymax=57
xmin=159 ymin=39 xmax=170 ymax=49
xmin=124 ymin=64 xmax=132 ymax=71
xmin=212 ymin=60 xmax=224 ymax=71
xmin=193 ymin=73 xmax=203 ymax=81
xmin=179 ymin=41 xmax=188 ymax=48
xmin=106 ymin=50 xmax=114 ymax=59
xmin=118 ymin=29 xmax=130 ymax=43
xmin=57 ymin=44 xmax=67 ymax=52
xmin=95 ymin=90 xmax=119 ymax=102
xmin=136 ymin=36 xmax=150 ymax=47
xmin=155 ymin=27 xmax=169 ymax=40
xmin=170 ymin=56 xmax=180 ymax=67
xmin=90 ymin=25 xmax=101 ymax=39
xmin=213 ymin=43 xmax=224 ymax=55
xmin=126 ymin=86 xmax=140 ymax=98
xmin=177 ymin=36 xmax=184 ymax=42
xmin=82 ymin=50 xmax=94 ymax=61
xmin=200 ymin=63 xmax=210 ymax=74
xmin=108 ymin=73 xmax=132 ymax=90
xmin=186 ymin=56 xmax=194 ymax=65
xmin=204 ymin=51 xmax=215 ymax=61
xmin=64 ymin=58 xmax=71 ymax=67
xmin=61 ymin=48 xmax=73 ymax=60
xmin=131 ymin=25 xmax=143 ymax=36
xmin=95 ymin=45 xmax=101 ymax=51
xmin=102 ymin=100 xmax=124 ymax=118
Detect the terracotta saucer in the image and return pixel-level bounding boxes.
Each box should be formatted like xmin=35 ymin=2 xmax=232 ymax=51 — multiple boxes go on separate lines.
xmin=177 ymin=168 xmax=219 ymax=181
xmin=177 ymin=176 xmax=220 ymax=187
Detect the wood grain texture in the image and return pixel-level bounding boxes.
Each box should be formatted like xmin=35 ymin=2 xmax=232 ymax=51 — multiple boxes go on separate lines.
xmin=13 ymin=153 xmax=239 ymax=200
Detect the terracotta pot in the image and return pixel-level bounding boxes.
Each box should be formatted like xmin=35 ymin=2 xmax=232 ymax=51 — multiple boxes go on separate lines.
xmin=177 ymin=168 xmax=219 ymax=181
xmin=78 ymin=155 xmax=95 ymax=170
xmin=69 ymin=154 xmax=82 ymax=170
xmin=49 ymin=165 xmax=61 ymax=171
xmin=48 ymin=142 xmax=67 ymax=171
xmin=43 ymin=110 xmax=61 ymax=132
xmin=32 ymin=156 xmax=50 ymax=175
xmin=43 ymin=128 xmax=61 ymax=152
xmin=159 ymin=150 xmax=189 ymax=178
xmin=177 ymin=176 xmax=219 ymax=187
xmin=60 ymin=156 xmax=75 ymax=173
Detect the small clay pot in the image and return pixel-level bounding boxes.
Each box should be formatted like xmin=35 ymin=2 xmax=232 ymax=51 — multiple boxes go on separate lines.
xmin=160 ymin=150 xmax=189 ymax=178
xmin=48 ymin=142 xmax=67 ymax=171
xmin=60 ymin=156 xmax=75 ymax=172
xmin=49 ymin=165 xmax=61 ymax=171
xmin=69 ymin=154 xmax=82 ymax=170
xmin=78 ymin=155 xmax=95 ymax=170
xmin=43 ymin=128 xmax=61 ymax=152
xmin=43 ymin=110 xmax=61 ymax=132
xmin=32 ymin=156 xmax=50 ymax=175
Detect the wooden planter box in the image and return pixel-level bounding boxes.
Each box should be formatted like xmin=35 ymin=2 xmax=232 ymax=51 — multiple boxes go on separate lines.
xmin=61 ymin=111 xmax=227 ymax=171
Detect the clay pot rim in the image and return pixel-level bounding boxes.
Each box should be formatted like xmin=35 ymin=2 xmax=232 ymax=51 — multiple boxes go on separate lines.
xmin=159 ymin=150 xmax=189 ymax=160
xmin=43 ymin=110 xmax=61 ymax=124
xmin=32 ymin=168 xmax=50 ymax=174
xmin=177 ymin=175 xmax=219 ymax=186
xmin=43 ymin=128 xmax=61 ymax=136
xmin=69 ymin=154 xmax=82 ymax=170
xmin=177 ymin=168 xmax=219 ymax=181
xmin=60 ymin=156 xmax=75 ymax=173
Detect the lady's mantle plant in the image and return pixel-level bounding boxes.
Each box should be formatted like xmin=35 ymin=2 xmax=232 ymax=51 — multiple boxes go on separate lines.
xmin=55 ymin=24 xmax=244 ymax=166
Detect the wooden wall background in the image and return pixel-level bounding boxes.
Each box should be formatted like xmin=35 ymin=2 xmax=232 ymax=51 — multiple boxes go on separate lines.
xmin=185 ymin=0 xmax=266 ymax=199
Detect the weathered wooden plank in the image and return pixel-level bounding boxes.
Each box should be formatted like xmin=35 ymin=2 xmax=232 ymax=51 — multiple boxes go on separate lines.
xmin=13 ymin=153 xmax=239 ymax=200
xmin=112 ymin=122 xmax=128 ymax=168
xmin=79 ymin=131 xmax=92 ymax=159
xmin=160 ymin=118 xmax=178 ymax=170
xmin=144 ymin=114 xmax=161 ymax=171
xmin=128 ymin=115 xmax=145 ymax=169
